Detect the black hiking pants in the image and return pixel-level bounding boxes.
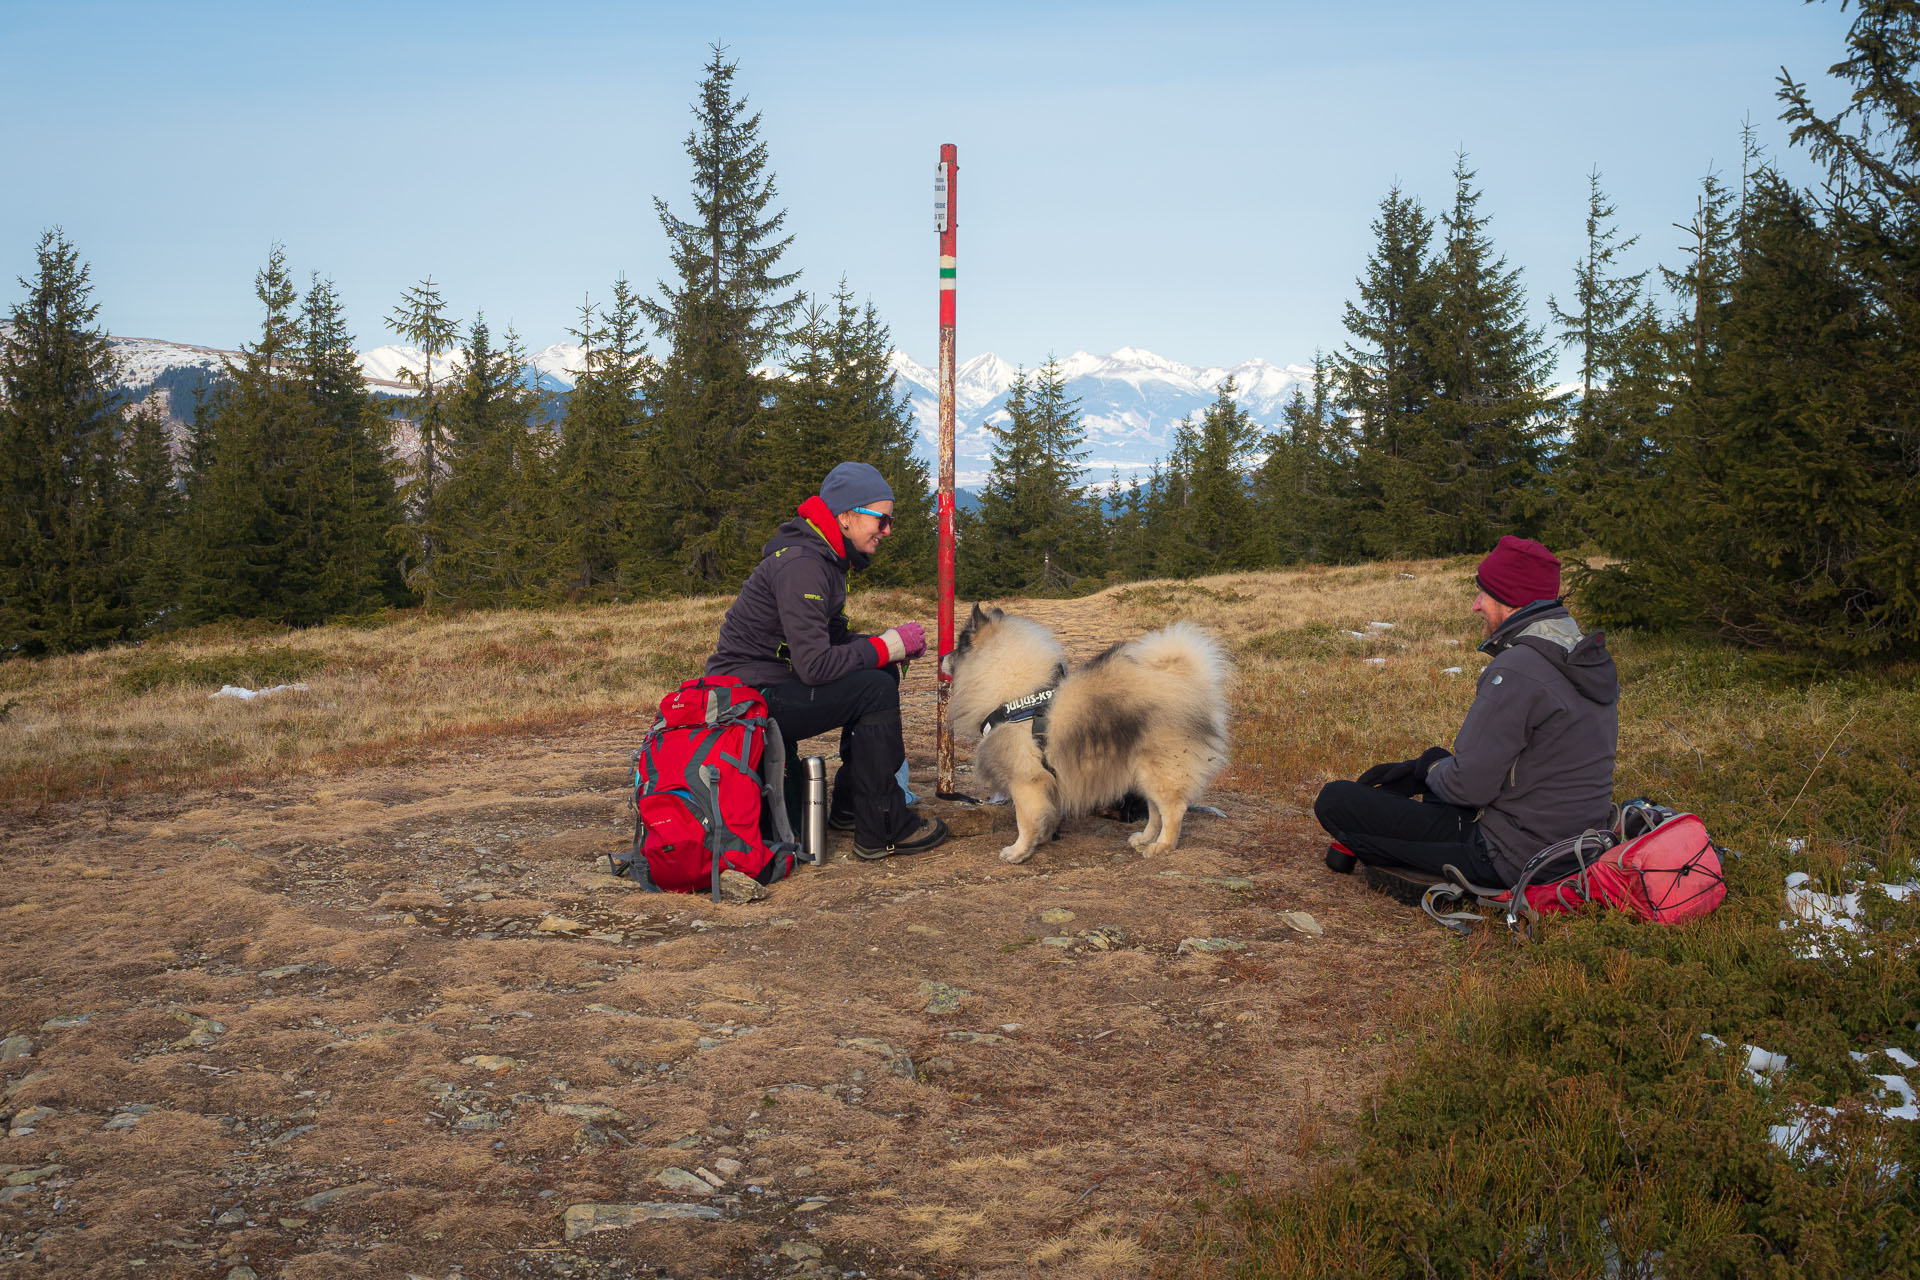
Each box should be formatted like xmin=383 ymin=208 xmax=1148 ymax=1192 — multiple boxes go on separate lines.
xmin=759 ymin=666 xmax=913 ymax=848
xmin=1313 ymin=776 xmax=1505 ymax=885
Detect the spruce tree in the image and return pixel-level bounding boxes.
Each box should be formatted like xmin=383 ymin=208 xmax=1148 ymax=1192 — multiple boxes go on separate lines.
xmin=1546 ymin=171 xmax=1655 ymax=547
xmin=762 ymin=284 xmax=932 ymax=587
xmin=1157 ymin=379 xmax=1263 ymax=577
xmin=389 ymin=276 xmax=459 ymax=590
xmin=433 ymin=315 xmax=549 ymax=606
xmin=553 ymin=281 xmax=648 ymax=597
xmin=118 ymin=401 xmax=182 ymax=629
xmin=1335 ymin=185 xmax=1444 ymax=556
xmin=643 ymin=46 xmax=804 ymax=588
xmin=959 ymin=359 xmax=1100 ymax=597
xmin=302 ymin=274 xmax=408 ymax=613
xmin=0 ymin=230 xmax=132 ymax=654
xmin=1256 ymin=354 xmax=1357 ymax=564
xmin=1421 ymin=154 xmax=1560 ymax=552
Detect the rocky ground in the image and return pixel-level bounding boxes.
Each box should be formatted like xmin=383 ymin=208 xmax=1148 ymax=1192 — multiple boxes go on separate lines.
xmin=0 ymin=597 xmax=1452 ymax=1279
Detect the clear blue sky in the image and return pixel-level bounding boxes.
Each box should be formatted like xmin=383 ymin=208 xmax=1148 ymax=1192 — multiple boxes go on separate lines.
xmin=2 ymin=0 xmax=1850 ymax=373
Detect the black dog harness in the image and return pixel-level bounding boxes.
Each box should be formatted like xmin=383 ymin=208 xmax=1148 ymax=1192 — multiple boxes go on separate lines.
xmin=978 ymin=662 xmax=1068 ymax=772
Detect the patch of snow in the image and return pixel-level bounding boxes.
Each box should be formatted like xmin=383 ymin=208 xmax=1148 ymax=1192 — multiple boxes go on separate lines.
xmin=210 ymin=683 xmax=309 ymax=701
xmin=1364 ymin=657 xmax=1387 ymax=666
xmin=1441 ymin=667 xmax=1463 ymax=675
xmin=1367 ymin=621 xmax=1394 ymax=630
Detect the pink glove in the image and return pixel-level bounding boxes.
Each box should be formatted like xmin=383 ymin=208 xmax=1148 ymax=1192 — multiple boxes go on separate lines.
xmin=872 ymin=621 xmax=928 ymax=665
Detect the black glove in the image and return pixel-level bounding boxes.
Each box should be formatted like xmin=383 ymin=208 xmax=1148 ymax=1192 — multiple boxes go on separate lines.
xmin=1357 ymin=746 xmax=1452 ymax=791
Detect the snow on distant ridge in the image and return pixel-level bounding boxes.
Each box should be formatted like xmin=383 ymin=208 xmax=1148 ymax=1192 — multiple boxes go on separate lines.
xmin=76 ymin=326 xmax=1311 ymax=482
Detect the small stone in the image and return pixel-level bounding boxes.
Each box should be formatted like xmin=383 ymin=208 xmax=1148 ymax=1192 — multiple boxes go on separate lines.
xmin=712 ymin=1157 xmax=743 ymax=1177
xmin=1038 ymin=908 xmax=1076 ymax=924
xmin=1279 ymin=911 xmax=1324 ymax=937
xmin=0 ymin=1185 xmax=35 ymax=1204
xmin=3 ymin=1164 xmax=62 ymax=1187
xmin=215 ymin=1207 xmax=248 ymax=1226
xmin=457 ymin=1113 xmax=503 ymax=1131
xmin=563 ymin=1201 xmax=722 ymax=1239
xmin=536 ymin=915 xmax=587 ymax=934
xmin=942 ymin=1031 xmax=1011 ymax=1046
xmin=226 ymin=1268 xmax=258 ymax=1280
xmin=769 ymin=918 xmax=798 ymax=928
xmin=840 ymin=1037 xmax=896 ymax=1057
xmin=791 ymin=1164 xmax=814 ymax=1178
xmin=297 ymin=1181 xmax=378 ymax=1212
xmin=718 ymin=870 xmax=768 ymax=903
xmin=258 ymin=965 xmax=308 ymax=980
xmin=694 ymin=1165 xmax=726 ymax=1187
xmin=545 ymin=1102 xmax=630 ymax=1124
xmin=887 ymin=1054 xmax=917 ymax=1080
xmin=652 ymin=1167 xmax=715 ymax=1196
xmin=777 ymin=1241 xmax=825 ymax=1261
xmin=905 ymin=923 xmax=943 ymax=936
xmin=1040 ymin=936 xmax=1074 ymax=948
xmin=10 ymin=1105 xmax=54 ymax=1133
xmin=0 ymin=1036 xmax=29 ymax=1060
xmin=461 ymin=1055 xmax=520 ymax=1072
xmin=1178 ymin=937 xmax=1247 ymax=954
xmin=277 ymin=1217 xmax=307 ymax=1229
xmin=39 ymin=1014 xmax=94 ymax=1031
xmin=796 ymin=1197 xmax=831 ymax=1212
xmin=917 ymin=981 xmax=971 ymax=1015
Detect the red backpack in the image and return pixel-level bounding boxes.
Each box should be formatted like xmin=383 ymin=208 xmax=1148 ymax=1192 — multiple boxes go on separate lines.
xmin=613 ymin=674 xmax=798 ymax=899
xmin=1425 ymin=801 xmax=1727 ymax=935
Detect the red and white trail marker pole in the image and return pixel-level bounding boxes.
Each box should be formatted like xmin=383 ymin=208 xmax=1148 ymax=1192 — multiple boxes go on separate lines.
xmin=935 ymin=143 xmax=962 ymax=799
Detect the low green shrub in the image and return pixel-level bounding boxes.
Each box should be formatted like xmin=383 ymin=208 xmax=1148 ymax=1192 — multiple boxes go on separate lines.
xmin=115 ymin=647 xmax=334 ymax=695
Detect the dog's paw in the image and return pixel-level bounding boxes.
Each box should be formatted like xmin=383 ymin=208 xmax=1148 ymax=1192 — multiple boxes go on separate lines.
xmin=999 ymin=843 xmax=1035 ymax=864
xmin=1145 ymin=839 xmax=1177 ymax=857
xmin=1127 ymin=831 xmax=1152 ymax=851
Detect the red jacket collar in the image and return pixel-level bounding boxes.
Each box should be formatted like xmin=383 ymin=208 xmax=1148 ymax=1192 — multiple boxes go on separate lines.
xmin=797 ymin=495 xmax=847 ymax=558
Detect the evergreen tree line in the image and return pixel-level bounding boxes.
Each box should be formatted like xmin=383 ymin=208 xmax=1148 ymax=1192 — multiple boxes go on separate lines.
xmin=7 ymin=10 xmax=1918 ymax=659
xmin=965 ymin=5 xmax=1920 ymax=657
xmin=0 ymin=47 xmax=929 ymax=656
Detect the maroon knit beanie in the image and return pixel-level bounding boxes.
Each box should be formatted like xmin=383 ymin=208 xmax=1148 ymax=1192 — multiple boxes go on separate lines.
xmin=1476 ymin=536 xmax=1561 ymax=607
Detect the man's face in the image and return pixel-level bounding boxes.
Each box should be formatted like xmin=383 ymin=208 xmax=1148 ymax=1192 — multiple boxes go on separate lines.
xmin=1472 ymin=588 xmax=1513 ymax=639
xmin=841 ymin=499 xmax=895 ymax=556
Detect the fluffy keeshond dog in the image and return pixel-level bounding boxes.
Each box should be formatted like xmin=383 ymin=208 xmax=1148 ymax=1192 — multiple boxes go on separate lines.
xmin=941 ymin=604 xmax=1230 ymax=864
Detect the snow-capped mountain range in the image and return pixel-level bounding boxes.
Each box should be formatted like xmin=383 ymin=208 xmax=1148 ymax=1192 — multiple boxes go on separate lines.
xmin=77 ymin=331 xmax=1311 ymax=486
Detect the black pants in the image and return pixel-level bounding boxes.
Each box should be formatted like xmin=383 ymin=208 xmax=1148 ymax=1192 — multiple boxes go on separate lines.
xmin=759 ymin=667 xmax=912 ymax=847
xmin=1313 ymin=776 xmax=1504 ymax=885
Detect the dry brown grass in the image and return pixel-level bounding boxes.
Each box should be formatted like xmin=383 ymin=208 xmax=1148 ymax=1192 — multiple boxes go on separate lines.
xmin=0 ymin=588 xmax=935 ymax=809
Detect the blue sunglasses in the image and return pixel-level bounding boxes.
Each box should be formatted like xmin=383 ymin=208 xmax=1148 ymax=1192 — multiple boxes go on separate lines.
xmin=850 ymin=506 xmax=893 ymax=532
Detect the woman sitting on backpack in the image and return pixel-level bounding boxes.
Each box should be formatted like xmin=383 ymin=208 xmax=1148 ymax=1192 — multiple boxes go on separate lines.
xmin=706 ymin=462 xmax=950 ymax=861
xmin=1313 ymin=536 xmax=1618 ymax=888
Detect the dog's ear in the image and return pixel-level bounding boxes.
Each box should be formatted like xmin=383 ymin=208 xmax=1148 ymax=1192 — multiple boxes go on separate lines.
xmin=989 ymin=606 xmax=1005 ymax=622
xmin=969 ymin=602 xmax=990 ymax=628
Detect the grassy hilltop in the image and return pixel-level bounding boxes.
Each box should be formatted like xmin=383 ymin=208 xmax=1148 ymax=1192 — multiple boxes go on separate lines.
xmin=0 ymin=564 xmax=1914 ymax=1278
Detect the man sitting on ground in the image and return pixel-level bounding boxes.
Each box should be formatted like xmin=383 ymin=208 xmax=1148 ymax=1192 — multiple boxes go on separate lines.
xmin=1313 ymin=536 xmax=1618 ymax=888
xmin=706 ymin=462 xmax=949 ymax=860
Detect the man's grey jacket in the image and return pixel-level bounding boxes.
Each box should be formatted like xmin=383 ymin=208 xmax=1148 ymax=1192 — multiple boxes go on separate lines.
xmin=1426 ymin=600 xmax=1619 ymax=883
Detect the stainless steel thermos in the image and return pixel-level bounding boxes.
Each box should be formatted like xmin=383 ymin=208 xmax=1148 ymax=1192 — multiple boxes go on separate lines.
xmin=801 ymin=755 xmax=828 ymax=863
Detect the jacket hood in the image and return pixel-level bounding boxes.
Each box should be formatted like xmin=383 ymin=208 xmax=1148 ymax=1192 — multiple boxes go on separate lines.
xmin=759 ymin=495 xmax=871 ymax=572
xmin=1482 ymin=600 xmax=1618 ymax=706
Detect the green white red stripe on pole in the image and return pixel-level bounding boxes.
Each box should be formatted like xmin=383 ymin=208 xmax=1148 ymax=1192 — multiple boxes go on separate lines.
xmin=935 ymin=144 xmax=960 ymax=797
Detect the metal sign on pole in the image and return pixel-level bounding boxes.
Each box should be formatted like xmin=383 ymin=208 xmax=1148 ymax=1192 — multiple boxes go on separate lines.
xmin=934 ymin=143 xmax=963 ymax=799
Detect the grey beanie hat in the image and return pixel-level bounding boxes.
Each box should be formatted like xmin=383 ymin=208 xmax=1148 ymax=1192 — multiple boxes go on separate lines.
xmin=819 ymin=462 xmax=894 ymax=515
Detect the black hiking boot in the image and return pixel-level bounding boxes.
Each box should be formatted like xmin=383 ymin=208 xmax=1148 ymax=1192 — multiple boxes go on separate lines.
xmin=854 ymin=817 xmax=949 ymax=861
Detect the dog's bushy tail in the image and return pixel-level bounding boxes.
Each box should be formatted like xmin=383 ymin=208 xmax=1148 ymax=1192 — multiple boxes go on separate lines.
xmin=1129 ymin=620 xmax=1231 ymax=690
